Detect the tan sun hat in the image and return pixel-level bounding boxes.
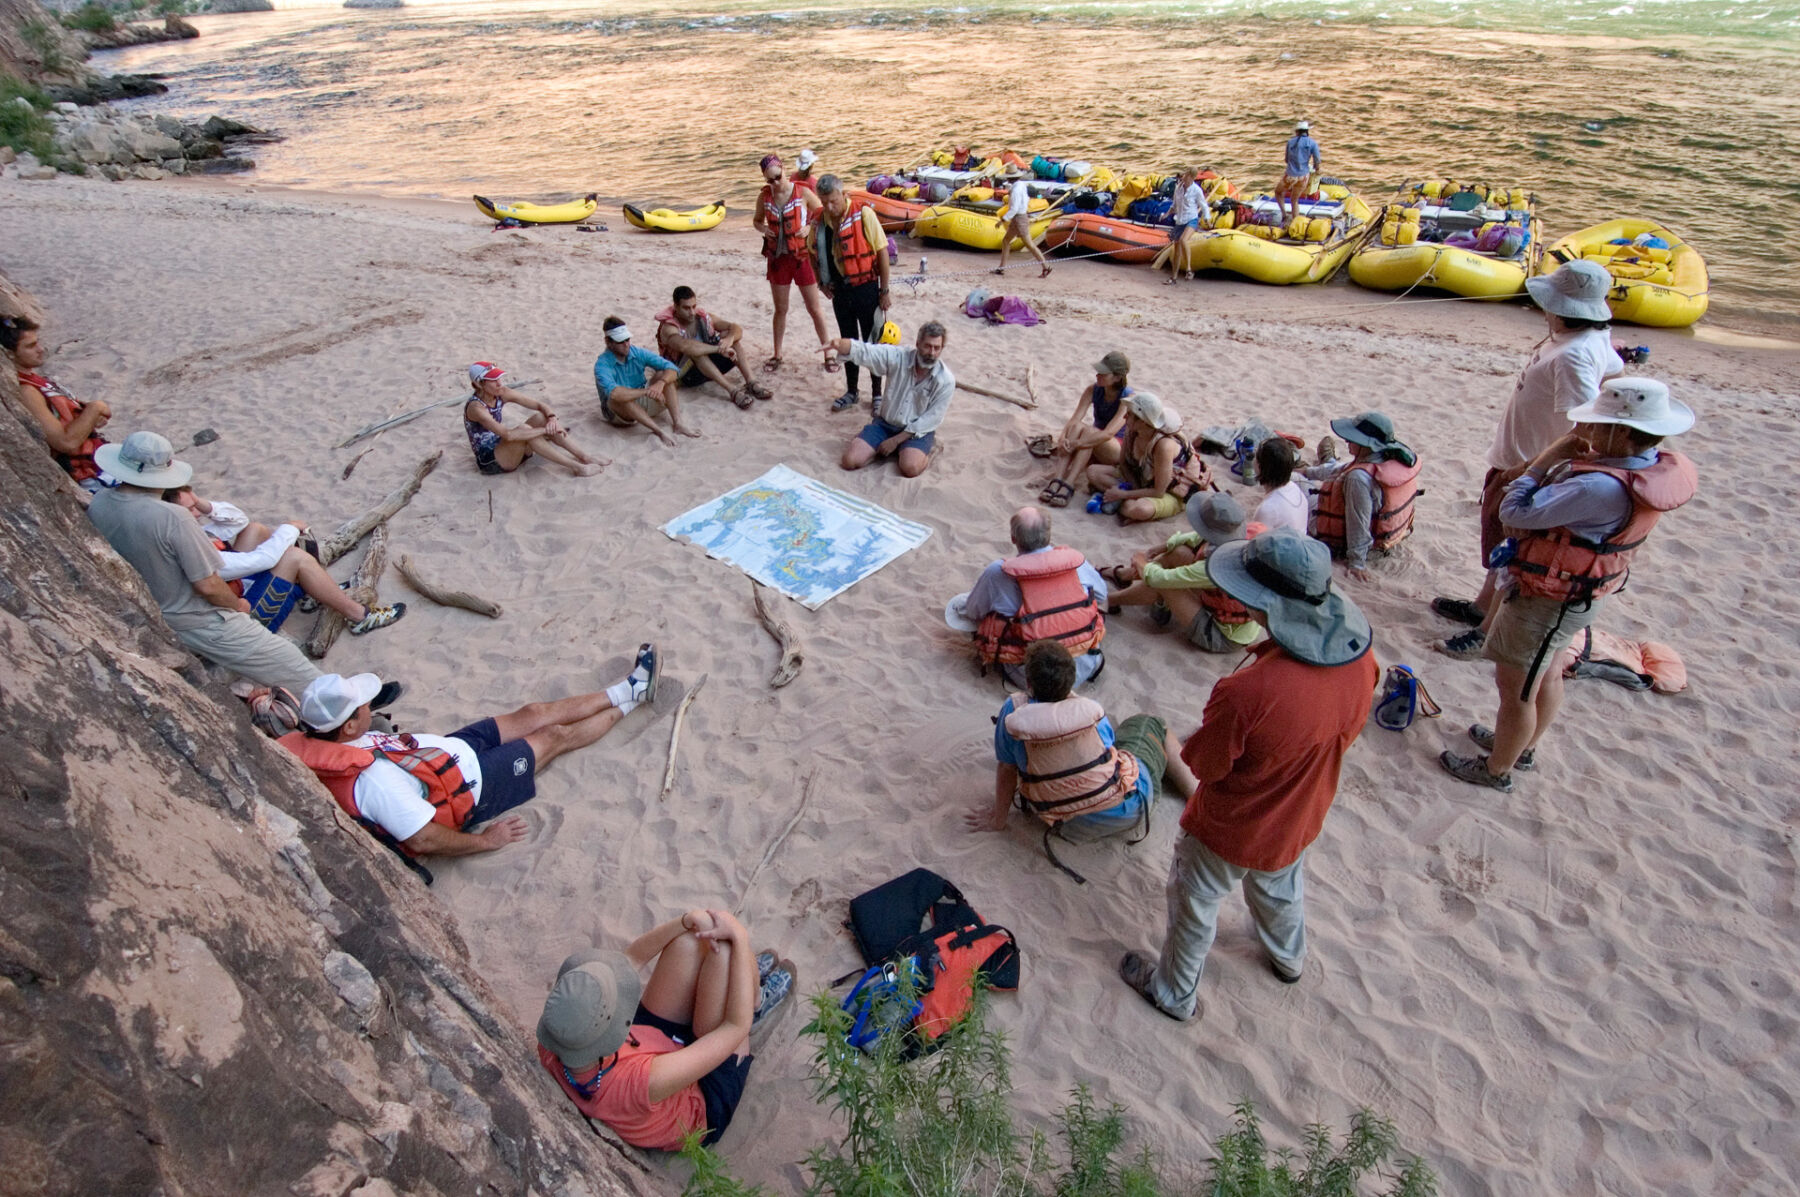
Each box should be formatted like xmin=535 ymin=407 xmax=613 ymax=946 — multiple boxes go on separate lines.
xmin=1123 ymin=390 xmax=1181 ymax=434
xmin=536 ymin=950 xmax=643 ymax=1071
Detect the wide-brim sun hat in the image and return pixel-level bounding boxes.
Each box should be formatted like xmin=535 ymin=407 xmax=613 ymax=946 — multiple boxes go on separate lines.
xmin=1206 ymin=531 xmax=1372 ymax=667
xmin=1124 ymin=390 xmax=1181 ymax=434
xmin=1568 ymin=377 xmax=1694 ymax=438
xmin=1329 ymin=410 xmax=1399 ymax=452
xmin=94 ymin=430 xmax=193 ymax=489
xmin=944 ymin=592 xmax=980 ymax=633
xmin=1525 ymin=259 xmax=1614 ymax=322
xmin=537 ymin=949 xmax=644 ymax=1071
xmin=1185 ymin=492 xmax=1247 ymax=546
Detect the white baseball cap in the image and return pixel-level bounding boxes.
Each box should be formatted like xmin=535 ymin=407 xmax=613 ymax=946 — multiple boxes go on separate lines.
xmin=1296 ymin=120 xmax=1311 ymax=132
xmin=299 ymin=672 xmax=383 ymax=732
xmin=797 ymin=148 xmax=818 ymax=170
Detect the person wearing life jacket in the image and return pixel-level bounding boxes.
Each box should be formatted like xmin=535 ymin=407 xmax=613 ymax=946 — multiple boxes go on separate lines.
xmin=536 ymin=908 xmax=795 ymax=1151
xmin=1440 ymin=378 xmax=1697 ymax=794
xmin=3 ymin=314 xmax=113 ymax=494
xmin=1304 ymin=409 xmax=1422 ymax=581
xmin=966 ymin=640 xmax=1194 ymax=836
xmin=751 ymin=153 xmax=831 ymax=374
xmin=1103 ymin=493 xmax=1268 ymax=655
xmin=957 ymin=506 xmax=1107 ymax=687
xmin=1086 ymin=391 xmax=1211 ymax=524
xmin=280 ymin=648 xmax=659 ymax=858
xmin=812 ymin=175 xmax=893 ymax=416
xmin=653 ymin=285 xmax=771 ymax=409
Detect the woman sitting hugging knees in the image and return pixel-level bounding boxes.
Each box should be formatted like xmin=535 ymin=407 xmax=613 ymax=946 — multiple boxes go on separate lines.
xmin=1085 ymin=391 xmax=1209 ymax=523
xmin=1039 ymin=349 xmax=1131 ymax=508
xmin=537 ymin=909 xmax=795 ymax=1151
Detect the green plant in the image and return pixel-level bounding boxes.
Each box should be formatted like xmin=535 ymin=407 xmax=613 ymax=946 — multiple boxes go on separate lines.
xmin=1208 ymin=1100 xmax=1439 ymax=1197
xmin=62 ymin=3 xmax=119 ymax=33
xmin=19 ymin=21 xmax=72 ymax=77
xmin=0 ymin=78 xmax=57 ymax=161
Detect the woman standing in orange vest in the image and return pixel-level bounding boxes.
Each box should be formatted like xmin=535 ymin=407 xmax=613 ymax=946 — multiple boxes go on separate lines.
xmin=751 ymin=154 xmax=831 ymax=375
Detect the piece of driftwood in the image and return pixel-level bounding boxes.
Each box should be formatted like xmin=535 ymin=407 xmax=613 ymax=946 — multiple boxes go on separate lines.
xmin=397 ymin=553 xmax=502 ymax=618
xmin=658 ymin=673 xmax=708 ymax=802
xmin=956 ymin=379 xmax=1034 ymax=409
xmin=1025 ymin=364 xmax=1042 ymax=409
xmin=318 ymin=451 xmax=441 ymax=566
xmin=334 ymin=397 xmax=465 ymax=450
xmin=305 ymin=525 xmax=387 ymax=659
xmin=737 ymin=769 xmax=816 ymax=912
xmin=751 ymin=581 xmax=803 ymax=687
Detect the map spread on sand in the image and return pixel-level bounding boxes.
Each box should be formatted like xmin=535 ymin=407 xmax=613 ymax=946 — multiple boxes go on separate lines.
xmin=664 ymin=464 xmax=934 ymax=609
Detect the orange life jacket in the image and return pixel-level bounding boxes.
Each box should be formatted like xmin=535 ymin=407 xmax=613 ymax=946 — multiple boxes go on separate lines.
xmin=760 ymin=183 xmax=811 ymax=257
xmin=1004 ymin=694 xmax=1140 ymax=823
xmin=1311 ymin=458 xmax=1422 ymax=554
xmin=834 ymin=202 xmax=881 ymax=286
xmin=208 ymin=535 xmax=245 ymax=597
xmin=1193 ymin=521 xmax=1266 ymax=627
xmin=20 ymin=369 xmax=104 ymax=483
xmin=973 ymin=547 xmax=1105 ymax=667
xmin=277 ymin=731 xmax=477 ymax=854
xmin=1507 ymin=451 xmax=1697 ymax=604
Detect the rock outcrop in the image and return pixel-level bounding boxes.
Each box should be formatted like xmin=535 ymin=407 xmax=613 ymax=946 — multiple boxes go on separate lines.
xmin=0 ymin=274 xmax=667 ymax=1195
xmin=0 ymin=0 xmax=86 ymax=85
xmin=206 ymin=0 xmax=274 ymax=11
xmin=0 ymin=103 xmax=277 ymax=180
xmin=74 ymin=13 xmax=200 ymax=51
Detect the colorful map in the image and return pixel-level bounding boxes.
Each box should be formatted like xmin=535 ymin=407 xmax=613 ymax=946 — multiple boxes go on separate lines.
xmin=664 ymin=464 xmax=933 ymax=609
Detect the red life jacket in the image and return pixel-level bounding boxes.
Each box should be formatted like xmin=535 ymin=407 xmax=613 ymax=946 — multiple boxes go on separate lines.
xmin=973 ymin=547 xmax=1105 ymax=667
xmin=208 ymin=535 xmax=245 ymax=597
xmin=19 ymin=370 xmax=105 ymax=483
xmin=1003 ymin=694 xmax=1139 ymax=823
xmin=277 ymin=731 xmax=477 ymax=854
xmin=1193 ymin=521 xmax=1266 ymax=627
xmin=834 ymin=202 xmax=881 ymax=286
xmin=1311 ymin=458 xmax=1422 ymax=554
xmin=1507 ymin=451 xmax=1697 ymax=603
xmin=760 ymin=183 xmax=811 ymax=257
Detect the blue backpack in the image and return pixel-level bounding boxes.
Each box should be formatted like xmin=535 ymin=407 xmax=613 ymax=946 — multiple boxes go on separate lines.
xmin=1374 ymin=664 xmax=1441 ymax=731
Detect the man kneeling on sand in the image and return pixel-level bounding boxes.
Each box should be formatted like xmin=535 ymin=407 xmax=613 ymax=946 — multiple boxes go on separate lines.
xmin=654 ymin=285 xmax=772 ymax=409
xmin=828 ymin=320 xmax=954 ymax=478
xmin=279 ymin=645 xmax=659 ymax=859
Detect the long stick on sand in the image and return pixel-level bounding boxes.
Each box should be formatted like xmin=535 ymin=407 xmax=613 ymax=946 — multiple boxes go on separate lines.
xmin=332 ymin=379 xmax=545 ymax=450
xmin=1025 ymin=364 xmax=1042 ymax=409
xmin=396 ymin=553 xmax=503 ymax=618
xmin=658 ymin=673 xmax=708 ymax=802
xmin=317 ymin=451 xmax=441 ymax=566
xmin=305 ymin=525 xmax=387 ymax=659
xmin=736 ymin=769 xmax=817 ymax=913
xmin=751 ymin=581 xmax=803 ymax=688
xmin=956 ymin=379 xmax=1035 ymax=410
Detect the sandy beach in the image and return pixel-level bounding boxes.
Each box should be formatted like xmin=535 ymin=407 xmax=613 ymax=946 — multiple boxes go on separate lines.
xmin=8 ymin=174 xmax=1800 ymax=1194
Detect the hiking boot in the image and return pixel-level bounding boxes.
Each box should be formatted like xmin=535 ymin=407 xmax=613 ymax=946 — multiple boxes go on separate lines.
xmin=348 ymin=602 xmax=407 ymax=636
xmin=756 ymin=949 xmax=777 ymax=982
xmin=1117 ymin=951 xmax=1195 ymax=1022
xmin=1436 ymin=628 xmax=1486 ymax=660
xmin=830 ymin=390 xmax=859 ymax=413
xmin=1150 ymin=600 xmax=1173 ymax=628
xmin=1431 ymin=596 xmax=1486 ymax=627
xmin=1269 ymin=956 xmax=1303 ymax=985
xmin=749 ymin=959 xmax=797 ymax=1048
xmin=1438 ymin=750 xmax=1514 ymax=793
xmin=1468 ymin=724 xmax=1535 ymax=771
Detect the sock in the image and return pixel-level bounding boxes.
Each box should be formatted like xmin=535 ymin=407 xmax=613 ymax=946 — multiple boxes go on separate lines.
xmin=605 ymin=678 xmax=638 ymax=715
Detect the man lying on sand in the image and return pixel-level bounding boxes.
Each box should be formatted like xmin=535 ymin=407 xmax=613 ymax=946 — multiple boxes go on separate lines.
xmin=281 ymin=645 xmax=659 ymax=859
xmin=828 ymin=320 xmax=954 ymax=479
xmin=464 ymin=361 xmax=606 ymax=476
xmin=595 ymin=318 xmax=698 ymax=445
xmin=654 ymin=285 xmax=771 ymax=409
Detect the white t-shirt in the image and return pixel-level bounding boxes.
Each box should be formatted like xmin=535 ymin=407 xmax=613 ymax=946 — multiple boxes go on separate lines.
xmin=1171 ymin=181 xmax=1209 ymax=226
xmin=348 ymin=732 xmax=485 ymax=842
xmin=1004 ymin=180 xmax=1031 ymax=220
xmin=1256 ymin=481 xmax=1310 ymax=535
xmin=199 ymin=499 xmax=251 ymax=546
xmin=1487 ymin=328 xmax=1624 ymax=470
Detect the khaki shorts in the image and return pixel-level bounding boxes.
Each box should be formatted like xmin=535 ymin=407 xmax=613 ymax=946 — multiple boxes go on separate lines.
xmin=1185 ymin=609 xmax=1236 ymax=653
xmin=1146 ymin=492 xmax=1183 ymax=520
xmin=1484 ymin=592 xmax=1602 ymax=673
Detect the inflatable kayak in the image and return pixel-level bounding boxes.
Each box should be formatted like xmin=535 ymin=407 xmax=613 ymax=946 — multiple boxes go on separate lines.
xmin=850 ymin=187 xmax=929 ymax=233
xmin=1349 ymin=179 xmax=1542 ymax=301
xmin=913 ymin=204 xmax=1057 ymax=252
xmin=473 ymin=193 xmax=598 ymax=225
xmin=622 ymin=200 xmax=726 ymax=233
xmin=1539 ymin=218 xmax=1708 ymax=327
xmin=1169 ymin=187 xmax=1375 ymax=285
xmin=1045 ymin=212 xmax=1171 ymax=264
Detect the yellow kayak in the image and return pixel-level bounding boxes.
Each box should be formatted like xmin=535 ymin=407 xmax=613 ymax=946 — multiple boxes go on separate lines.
xmin=1539 ymin=218 xmax=1708 ymax=328
xmin=1167 ymin=189 xmax=1375 ymax=284
xmin=473 ymin=193 xmax=598 ymax=224
xmin=622 ymin=200 xmax=727 ymax=233
xmin=913 ymin=203 xmax=1056 ymax=252
xmin=1349 ymin=179 xmax=1542 ymax=301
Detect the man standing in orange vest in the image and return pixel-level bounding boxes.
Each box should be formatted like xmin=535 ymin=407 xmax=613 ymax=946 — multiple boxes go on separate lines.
xmin=813 ymin=175 xmax=893 ymax=415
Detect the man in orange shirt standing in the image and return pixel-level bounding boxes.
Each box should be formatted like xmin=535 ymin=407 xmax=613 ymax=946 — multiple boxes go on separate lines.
xmin=1119 ymin=532 xmax=1378 ymax=1021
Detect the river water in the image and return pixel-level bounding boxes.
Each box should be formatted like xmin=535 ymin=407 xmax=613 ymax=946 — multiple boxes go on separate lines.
xmin=106 ymin=0 xmax=1800 ymax=332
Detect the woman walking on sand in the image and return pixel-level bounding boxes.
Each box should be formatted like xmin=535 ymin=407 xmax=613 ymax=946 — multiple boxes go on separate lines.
xmin=752 ymin=154 xmax=831 ymax=373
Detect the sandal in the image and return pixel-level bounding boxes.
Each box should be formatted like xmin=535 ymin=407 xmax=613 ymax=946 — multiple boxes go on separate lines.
xmin=747 ymin=380 xmax=773 ymax=400
xmin=1025 ymin=434 xmax=1056 ymax=459
xmin=1039 ymin=265 xmax=1053 ymax=278
xmin=348 ymin=602 xmax=407 ymax=636
xmin=730 ymin=387 xmax=755 ymax=410
xmin=1097 ymin=563 xmax=1133 ymax=586
xmin=831 ymin=391 xmax=859 ymax=414
xmin=1039 ymin=478 xmax=1075 ymax=508
xmin=761 ymin=356 xmax=783 ymax=373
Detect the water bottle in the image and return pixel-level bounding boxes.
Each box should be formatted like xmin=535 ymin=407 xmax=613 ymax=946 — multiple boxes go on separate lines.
xmin=887 ymin=239 xmax=899 ymax=265
xmin=919 ymin=255 xmax=928 ymax=275
xmin=1086 ymin=494 xmax=1103 ymax=514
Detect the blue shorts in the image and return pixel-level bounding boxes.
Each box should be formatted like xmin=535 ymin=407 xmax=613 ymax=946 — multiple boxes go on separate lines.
xmin=449 ymin=717 xmax=538 ymax=822
xmin=241 ymin=571 xmax=302 ymax=633
xmin=1170 ymin=219 xmax=1200 ymax=239
xmin=857 ymin=418 xmax=935 ymax=457
xmin=632 ymin=1004 xmax=753 ymax=1145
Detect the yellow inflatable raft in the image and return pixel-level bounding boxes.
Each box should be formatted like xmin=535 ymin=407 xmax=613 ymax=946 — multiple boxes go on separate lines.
xmin=1539 ymin=219 xmax=1708 ymax=328
xmin=913 ymin=204 xmax=1057 ymax=252
xmin=473 ymin=193 xmax=598 ymax=225
xmin=1349 ymin=180 xmax=1542 ymax=300
xmin=622 ymin=200 xmax=727 ymax=233
xmin=1167 ymin=189 xmax=1374 ymax=284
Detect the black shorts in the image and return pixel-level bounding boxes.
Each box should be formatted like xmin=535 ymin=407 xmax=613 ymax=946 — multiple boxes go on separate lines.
xmin=679 ymin=351 xmax=737 ymax=388
xmin=632 ymin=1004 xmax=754 ymax=1145
xmin=449 ymin=717 xmax=538 ymax=822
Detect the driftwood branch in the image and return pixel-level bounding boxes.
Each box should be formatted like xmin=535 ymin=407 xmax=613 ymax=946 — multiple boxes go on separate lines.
xmin=736 ymin=769 xmax=817 ymax=913
xmin=305 ymin=525 xmax=387 ymax=659
xmin=334 ymin=397 xmax=465 ymax=450
xmin=658 ymin=673 xmax=708 ymax=802
xmin=318 ymin=451 xmax=441 ymax=566
xmin=750 ymin=581 xmax=803 ymax=687
xmin=396 ymin=553 xmax=503 ymax=618
xmin=1025 ymin=364 xmax=1042 ymax=410
xmin=957 ymin=379 xmax=1034 ymax=410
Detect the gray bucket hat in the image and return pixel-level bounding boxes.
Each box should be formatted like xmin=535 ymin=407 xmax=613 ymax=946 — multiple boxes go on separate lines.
xmin=1525 ymin=259 xmax=1614 ymax=322
xmin=536 ymin=949 xmax=644 ymax=1071
xmin=1185 ymin=492 xmax=1248 ymax=546
xmin=1205 ymin=531 xmax=1372 ymax=667
xmin=1328 ymin=410 xmax=1400 ymax=453
xmin=94 ymin=430 xmax=193 ymax=489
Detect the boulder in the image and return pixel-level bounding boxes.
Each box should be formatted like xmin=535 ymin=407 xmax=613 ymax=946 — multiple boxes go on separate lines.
xmin=131 ymin=162 xmax=166 ymax=180
xmin=76 ymin=15 xmax=200 ymax=50
xmin=200 ymin=114 xmax=264 ymax=140
xmin=14 ymin=151 xmax=58 ymax=181
xmin=63 ymin=118 xmax=131 ymax=164
xmin=160 ymin=157 xmax=188 ymax=175
xmin=191 ymin=155 xmax=255 ymax=174
xmin=206 ymin=0 xmax=275 ymax=10
xmin=183 ymin=136 xmax=225 ymax=159
xmin=0 ymin=145 xmax=13 ymax=165
xmin=121 ymin=123 xmax=183 ymax=161
xmin=46 ymin=74 xmax=169 ymax=105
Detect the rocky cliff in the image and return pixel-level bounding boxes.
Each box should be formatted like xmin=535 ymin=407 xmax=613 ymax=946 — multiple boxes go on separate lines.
xmin=0 ymin=270 xmax=667 ymax=1196
xmin=0 ymin=0 xmax=86 ymax=85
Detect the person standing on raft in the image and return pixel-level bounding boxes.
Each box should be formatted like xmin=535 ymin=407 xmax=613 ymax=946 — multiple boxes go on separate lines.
xmin=1274 ymin=120 xmax=1322 ymax=226
xmin=752 ymin=153 xmax=831 ymax=374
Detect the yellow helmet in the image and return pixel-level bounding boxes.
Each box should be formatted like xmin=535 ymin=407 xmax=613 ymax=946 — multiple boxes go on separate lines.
xmin=879 ymin=319 xmax=901 ymax=345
